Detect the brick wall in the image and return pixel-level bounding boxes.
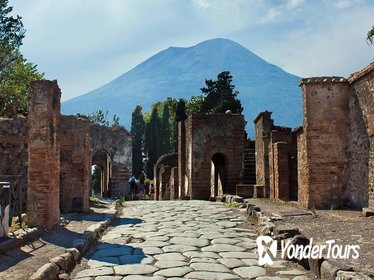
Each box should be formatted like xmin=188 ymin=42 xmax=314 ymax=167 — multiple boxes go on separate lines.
xmin=254 ymin=112 xmax=273 ymax=197
xmin=298 ymin=78 xmax=351 ymax=209
xmin=184 ymin=114 xmax=245 ymax=200
xmin=272 ymin=142 xmax=289 ymax=200
xmin=27 ymin=80 xmax=61 ymax=229
xmin=60 ymin=116 xmax=90 ymax=212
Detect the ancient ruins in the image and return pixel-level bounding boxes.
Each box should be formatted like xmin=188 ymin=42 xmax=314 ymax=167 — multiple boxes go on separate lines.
xmin=0 ymin=80 xmax=132 ymax=229
xmin=154 ymin=62 xmax=374 ymax=216
xmin=1 ymin=62 xmax=374 ymax=233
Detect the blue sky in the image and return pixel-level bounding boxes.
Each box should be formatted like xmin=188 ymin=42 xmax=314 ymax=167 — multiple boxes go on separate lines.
xmin=10 ymin=0 xmax=374 ymax=101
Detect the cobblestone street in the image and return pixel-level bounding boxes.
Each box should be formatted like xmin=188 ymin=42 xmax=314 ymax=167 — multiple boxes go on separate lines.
xmin=72 ymin=201 xmax=309 ymax=280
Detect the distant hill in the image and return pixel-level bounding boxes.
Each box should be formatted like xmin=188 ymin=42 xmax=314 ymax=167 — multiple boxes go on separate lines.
xmin=62 ymin=38 xmax=301 ymax=137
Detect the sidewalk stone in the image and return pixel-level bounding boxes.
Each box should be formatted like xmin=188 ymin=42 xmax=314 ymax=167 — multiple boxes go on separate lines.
xmin=154 ymin=260 xmax=189 ymax=268
xmin=154 ymin=266 xmax=193 ymax=277
xmin=233 ymin=266 xmax=266 ymax=278
xmin=114 ymin=264 xmax=159 ymax=275
xmin=190 ymin=262 xmax=231 ymax=272
xmin=75 ymin=267 xmax=114 ymax=278
xmin=185 ymin=271 xmax=240 ymax=280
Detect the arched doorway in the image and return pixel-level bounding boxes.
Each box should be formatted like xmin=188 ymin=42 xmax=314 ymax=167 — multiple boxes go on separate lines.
xmin=91 ymin=149 xmax=112 ymax=197
xmin=210 ymin=153 xmax=227 ymax=198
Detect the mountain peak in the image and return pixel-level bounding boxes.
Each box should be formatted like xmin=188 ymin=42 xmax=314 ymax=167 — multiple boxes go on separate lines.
xmin=62 ymin=38 xmax=301 ymax=137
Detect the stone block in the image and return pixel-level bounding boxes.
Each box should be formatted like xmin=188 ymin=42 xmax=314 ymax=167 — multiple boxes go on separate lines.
xmin=29 ymin=263 xmax=60 ymax=280
xmin=65 ymin=248 xmax=81 ymax=262
xmin=362 ymin=208 xmax=374 ymax=217
xmin=336 ymin=271 xmax=373 ymax=280
xmin=308 ymin=257 xmax=324 ymax=278
xmin=320 ymin=260 xmax=341 ymax=280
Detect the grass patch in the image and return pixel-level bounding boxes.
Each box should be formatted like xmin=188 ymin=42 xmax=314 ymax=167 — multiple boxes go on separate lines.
xmin=223 ymin=202 xmax=239 ymax=208
xmin=89 ymin=195 xmax=100 ymax=204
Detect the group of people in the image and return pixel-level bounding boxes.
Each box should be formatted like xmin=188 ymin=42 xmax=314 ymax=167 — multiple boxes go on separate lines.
xmin=128 ymin=172 xmax=155 ymax=200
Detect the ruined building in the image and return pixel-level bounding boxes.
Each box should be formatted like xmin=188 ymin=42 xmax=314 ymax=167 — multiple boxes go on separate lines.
xmin=254 ymin=62 xmax=374 ymax=214
xmin=154 ymin=113 xmax=246 ymax=200
xmin=0 ymin=80 xmax=132 ymax=229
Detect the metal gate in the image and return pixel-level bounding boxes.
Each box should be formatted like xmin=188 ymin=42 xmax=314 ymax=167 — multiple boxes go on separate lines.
xmin=0 ymin=175 xmax=24 ymax=236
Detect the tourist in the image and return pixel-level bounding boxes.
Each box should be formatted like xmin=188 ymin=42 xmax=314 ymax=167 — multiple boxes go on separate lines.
xmin=128 ymin=176 xmax=137 ymax=200
xmin=138 ymin=181 xmax=145 ymax=200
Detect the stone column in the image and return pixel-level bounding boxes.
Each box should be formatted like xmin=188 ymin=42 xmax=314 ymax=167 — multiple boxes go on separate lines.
xmin=27 ymin=80 xmax=61 ymax=229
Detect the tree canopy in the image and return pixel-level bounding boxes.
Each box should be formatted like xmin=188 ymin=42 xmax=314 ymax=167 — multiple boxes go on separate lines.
xmin=131 ymin=106 xmax=145 ymax=177
xmin=0 ymin=0 xmax=43 ymax=118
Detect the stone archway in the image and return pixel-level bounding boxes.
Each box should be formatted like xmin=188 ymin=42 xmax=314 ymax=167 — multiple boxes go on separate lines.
xmin=91 ymin=149 xmax=112 ymax=197
xmin=210 ymin=153 xmax=227 ymax=198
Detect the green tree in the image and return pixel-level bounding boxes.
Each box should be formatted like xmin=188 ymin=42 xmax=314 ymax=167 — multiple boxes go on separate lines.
xmin=0 ymin=0 xmax=25 ymax=71
xmin=367 ymin=26 xmax=374 ymax=45
xmin=144 ymin=104 xmax=161 ymax=178
xmin=200 ymin=71 xmax=243 ymax=114
xmin=160 ymin=104 xmax=170 ymax=155
xmin=0 ymin=53 xmax=43 ymax=117
xmin=131 ymin=105 xmax=145 ymax=178
xmin=186 ymin=95 xmax=205 ymax=115
xmin=77 ymin=110 xmax=121 ymax=128
xmin=91 ymin=165 xmax=101 ymax=195
xmin=0 ymin=1 xmax=43 ymax=117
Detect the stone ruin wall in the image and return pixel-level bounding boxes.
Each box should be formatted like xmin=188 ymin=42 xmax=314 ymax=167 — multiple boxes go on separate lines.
xmin=254 ymin=112 xmax=272 ymax=196
xmin=254 ymin=112 xmax=297 ymax=201
xmin=297 ymin=65 xmax=374 ymax=210
xmin=60 ymin=116 xmax=91 ymax=212
xmin=186 ymin=114 xmax=245 ymax=200
xmin=90 ymin=124 xmax=132 ymax=197
xmin=158 ymin=114 xmax=246 ymax=201
xmin=0 ymin=117 xmax=28 ymax=192
xmin=153 ymin=153 xmax=178 ymax=200
xmin=349 ymin=65 xmax=374 ymax=209
xmin=27 ymin=80 xmax=61 ymax=229
xmin=0 ymin=80 xmax=133 ymax=229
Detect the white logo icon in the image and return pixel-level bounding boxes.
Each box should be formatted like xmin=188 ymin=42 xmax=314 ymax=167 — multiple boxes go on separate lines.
xmin=256 ymin=236 xmax=277 ymax=265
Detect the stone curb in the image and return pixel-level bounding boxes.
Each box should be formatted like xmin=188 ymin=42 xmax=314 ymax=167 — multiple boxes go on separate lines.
xmin=28 ymin=200 xmax=123 ymax=280
xmin=0 ymin=226 xmax=44 ymax=255
xmin=245 ymin=201 xmax=374 ymax=280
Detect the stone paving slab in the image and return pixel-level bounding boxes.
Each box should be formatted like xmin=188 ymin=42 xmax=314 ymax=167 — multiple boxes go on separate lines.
xmin=71 ymin=200 xmax=310 ymax=280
